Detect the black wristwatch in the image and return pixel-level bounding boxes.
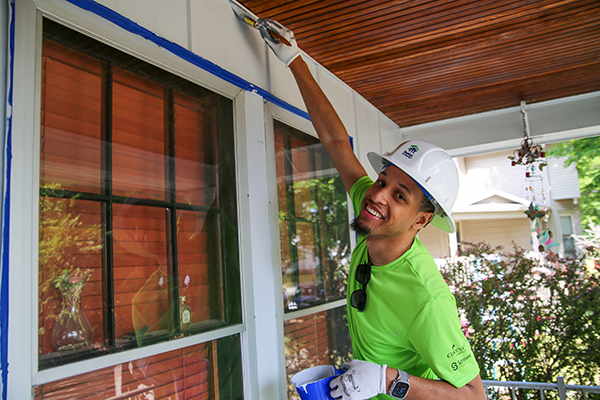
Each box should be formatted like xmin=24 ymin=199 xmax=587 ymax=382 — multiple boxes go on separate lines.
xmin=388 ymin=369 xmax=410 ymax=399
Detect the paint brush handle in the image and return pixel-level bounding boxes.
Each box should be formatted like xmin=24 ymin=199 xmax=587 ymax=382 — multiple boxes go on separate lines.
xmin=267 ymin=29 xmax=292 ymax=46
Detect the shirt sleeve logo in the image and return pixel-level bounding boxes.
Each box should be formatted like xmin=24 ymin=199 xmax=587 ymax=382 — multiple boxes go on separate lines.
xmin=446 ymin=344 xmax=467 ymax=359
xmin=447 ymin=344 xmax=472 ymax=371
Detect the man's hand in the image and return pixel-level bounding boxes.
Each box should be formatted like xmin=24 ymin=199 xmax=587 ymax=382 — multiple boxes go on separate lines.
xmin=257 ymin=19 xmax=301 ymax=67
xmin=329 ymin=360 xmax=388 ymax=400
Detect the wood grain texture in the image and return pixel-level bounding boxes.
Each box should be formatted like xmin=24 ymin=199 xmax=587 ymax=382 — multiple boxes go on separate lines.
xmin=239 ymin=0 xmax=600 ymax=127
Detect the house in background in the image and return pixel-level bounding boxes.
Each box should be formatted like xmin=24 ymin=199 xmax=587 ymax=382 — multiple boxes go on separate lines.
xmin=419 ymin=149 xmax=583 ymax=259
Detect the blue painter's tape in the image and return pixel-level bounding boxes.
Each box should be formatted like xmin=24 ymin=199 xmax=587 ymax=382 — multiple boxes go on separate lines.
xmin=63 ymin=0 xmax=310 ymax=121
xmin=1 ymin=1 xmax=15 ymax=398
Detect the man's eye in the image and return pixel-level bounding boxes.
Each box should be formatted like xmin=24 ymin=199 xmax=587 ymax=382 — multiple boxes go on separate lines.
xmin=395 ymin=192 xmax=405 ymax=200
xmin=377 ymin=180 xmax=385 ymax=187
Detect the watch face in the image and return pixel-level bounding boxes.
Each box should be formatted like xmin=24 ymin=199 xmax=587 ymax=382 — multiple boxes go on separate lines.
xmin=391 ymin=382 xmax=410 ymax=398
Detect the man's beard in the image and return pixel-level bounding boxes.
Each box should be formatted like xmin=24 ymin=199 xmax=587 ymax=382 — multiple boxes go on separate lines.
xmin=350 ymin=217 xmax=371 ymax=236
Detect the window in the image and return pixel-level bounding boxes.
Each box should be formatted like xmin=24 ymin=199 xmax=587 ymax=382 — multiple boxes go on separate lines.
xmin=273 ymin=121 xmax=352 ymax=399
xmin=38 ymin=18 xmax=242 ymax=397
xmin=560 ymin=215 xmax=576 ymax=257
xmin=34 ymin=336 xmax=243 ymax=399
xmin=275 ymin=122 xmax=350 ymax=311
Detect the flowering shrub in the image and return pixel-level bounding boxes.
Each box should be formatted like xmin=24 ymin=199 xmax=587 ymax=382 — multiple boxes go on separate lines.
xmin=441 ymin=241 xmax=600 ymax=391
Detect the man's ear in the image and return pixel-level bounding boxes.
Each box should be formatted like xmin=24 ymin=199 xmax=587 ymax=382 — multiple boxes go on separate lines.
xmin=413 ymin=212 xmax=434 ymax=230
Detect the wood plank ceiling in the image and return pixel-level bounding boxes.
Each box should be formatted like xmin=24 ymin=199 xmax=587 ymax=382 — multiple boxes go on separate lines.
xmin=237 ymin=0 xmax=600 ymax=128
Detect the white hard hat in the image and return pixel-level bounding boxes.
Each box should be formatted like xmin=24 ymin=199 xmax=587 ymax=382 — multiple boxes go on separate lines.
xmin=367 ymin=140 xmax=459 ymax=233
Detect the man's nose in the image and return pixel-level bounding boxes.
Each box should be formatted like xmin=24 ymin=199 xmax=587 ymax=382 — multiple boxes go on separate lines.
xmin=371 ymin=185 xmax=389 ymax=203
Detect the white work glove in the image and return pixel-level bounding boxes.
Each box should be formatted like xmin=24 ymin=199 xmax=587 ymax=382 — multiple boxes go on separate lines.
xmin=257 ymin=19 xmax=301 ymax=67
xmin=329 ymin=360 xmax=388 ymax=400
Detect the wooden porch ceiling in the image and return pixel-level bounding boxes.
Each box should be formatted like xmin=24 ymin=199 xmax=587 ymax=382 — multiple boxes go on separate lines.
xmin=237 ymin=0 xmax=600 ymax=128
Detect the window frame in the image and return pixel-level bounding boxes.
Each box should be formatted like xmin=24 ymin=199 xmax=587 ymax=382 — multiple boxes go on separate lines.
xmin=267 ymin=105 xmax=351 ymax=323
xmin=9 ymin=3 xmax=248 ymax=393
xmin=38 ymin=20 xmax=241 ymax=369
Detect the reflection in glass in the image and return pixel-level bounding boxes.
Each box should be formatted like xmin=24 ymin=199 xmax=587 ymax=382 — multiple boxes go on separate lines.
xmin=177 ymin=209 xmax=225 ymax=327
xmin=40 ymin=39 xmax=102 ymax=194
xmin=275 ymin=122 xmax=351 ymax=312
xmin=38 ymin=197 xmax=104 ymax=357
xmin=284 ymin=307 xmax=352 ymax=400
xmin=112 ymin=68 xmax=166 ymax=200
xmin=113 ymin=204 xmax=170 ymax=345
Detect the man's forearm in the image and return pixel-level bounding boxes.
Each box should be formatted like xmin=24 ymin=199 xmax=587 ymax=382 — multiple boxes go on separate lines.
xmin=287 ymin=57 xmax=350 ymax=151
xmin=287 ymin=56 xmax=367 ymax=192
xmin=385 ymin=368 xmax=486 ymax=400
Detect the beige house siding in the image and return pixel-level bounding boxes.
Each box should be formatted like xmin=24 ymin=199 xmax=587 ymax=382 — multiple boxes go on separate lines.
xmin=418 ymin=224 xmax=451 ymax=258
xmin=459 ymin=218 xmax=533 ymax=252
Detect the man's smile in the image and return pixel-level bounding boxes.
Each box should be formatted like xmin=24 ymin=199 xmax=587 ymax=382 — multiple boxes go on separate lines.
xmin=365 ymin=203 xmax=384 ymax=220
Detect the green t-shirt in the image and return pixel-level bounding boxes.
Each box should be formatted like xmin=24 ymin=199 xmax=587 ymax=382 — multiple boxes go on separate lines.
xmin=347 ymin=176 xmax=480 ymax=396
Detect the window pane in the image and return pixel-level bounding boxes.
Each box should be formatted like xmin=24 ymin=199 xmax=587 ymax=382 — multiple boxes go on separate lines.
xmin=34 ymin=335 xmax=244 ymax=399
xmin=112 ymin=68 xmax=166 ymax=200
xmin=275 ymin=122 xmax=351 ymax=312
xmin=284 ymin=307 xmax=352 ymax=400
xmin=113 ymin=204 xmax=171 ymax=343
xmin=174 ymin=91 xmax=218 ymax=206
xmin=177 ymin=209 xmax=224 ymax=326
xmin=38 ymin=198 xmax=104 ymax=357
xmin=41 ymin=40 xmax=102 ymax=193
xmin=560 ymin=215 xmax=573 ymax=235
xmin=563 ymin=236 xmax=576 ymax=257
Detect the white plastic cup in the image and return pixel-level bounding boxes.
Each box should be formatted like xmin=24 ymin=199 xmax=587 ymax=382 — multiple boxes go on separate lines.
xmin=290 ymin=365 xmax=343 ymax=400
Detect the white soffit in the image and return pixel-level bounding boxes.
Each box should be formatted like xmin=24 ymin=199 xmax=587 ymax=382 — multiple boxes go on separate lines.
xmin=400 ymin=91 xmax=600 ymax=157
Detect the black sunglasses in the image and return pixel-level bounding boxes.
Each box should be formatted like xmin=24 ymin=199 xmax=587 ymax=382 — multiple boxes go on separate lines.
xmin=350 ymin=262 xmax=372 ymax=312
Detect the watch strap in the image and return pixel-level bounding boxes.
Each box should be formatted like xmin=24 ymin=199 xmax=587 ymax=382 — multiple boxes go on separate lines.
xmin=396 ymin=369 xmax=408 ymax=383
xmin=388 ymin=369 xmax=410 ymax=399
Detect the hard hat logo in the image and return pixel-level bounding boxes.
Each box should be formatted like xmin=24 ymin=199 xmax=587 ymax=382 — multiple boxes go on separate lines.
xmin=402 ymin=145 xmax=420 ymax=159
xmin=367 ymin=140 xmax=459 ymax=233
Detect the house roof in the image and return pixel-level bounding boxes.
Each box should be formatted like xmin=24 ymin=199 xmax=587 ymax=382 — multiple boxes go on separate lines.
xmin=453 ymin=188 xmax=531 ymax=220
xmin=237 ymin=0 xmax=600 ymax=130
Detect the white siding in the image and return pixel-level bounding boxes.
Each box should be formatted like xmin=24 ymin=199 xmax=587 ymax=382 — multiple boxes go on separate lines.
xmin=547 ymin=156 xmax=580 ymax=200
xmin=460 ymin=218 xmax=532 ymax=251
xmin=355 ymin=96 xmax=384 ymax=177
xmin=553 ymin=199 xmax=583 ymax=235
xmin=462 ymin=150 xmax=549 ymax=205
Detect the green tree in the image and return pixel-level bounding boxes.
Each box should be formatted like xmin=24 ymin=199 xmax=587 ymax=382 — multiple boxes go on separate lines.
xmin=547 ymin=137 xmax=600 ymax=229
xmin=442 ymin=241 xmax=600 ymax=398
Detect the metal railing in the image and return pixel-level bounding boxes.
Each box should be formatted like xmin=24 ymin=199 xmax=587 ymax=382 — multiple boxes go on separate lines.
xmin=483 ymin=378 xmax=600 ymax=400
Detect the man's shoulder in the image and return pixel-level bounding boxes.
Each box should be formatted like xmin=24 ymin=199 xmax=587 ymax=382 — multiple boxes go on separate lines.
xmin=402 ymin=240 xmax=450 ymax=294
xmin=349 ymin=175 xmax=373 ymax=200
xmin=405 ymin=238 xmax=437 ymax=266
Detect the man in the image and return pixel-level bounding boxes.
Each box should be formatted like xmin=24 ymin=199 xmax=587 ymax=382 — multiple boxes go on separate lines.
xmin=258 ymin=19 xmax=486 ymax=400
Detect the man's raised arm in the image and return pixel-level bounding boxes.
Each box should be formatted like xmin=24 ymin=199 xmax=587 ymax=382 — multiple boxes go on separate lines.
xmin=258 ymin=20 xmax=367 ymax=193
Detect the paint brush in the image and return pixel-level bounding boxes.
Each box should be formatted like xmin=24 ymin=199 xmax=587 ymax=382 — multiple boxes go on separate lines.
xmin=230 ymin=0 xmax=292 ymax=46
